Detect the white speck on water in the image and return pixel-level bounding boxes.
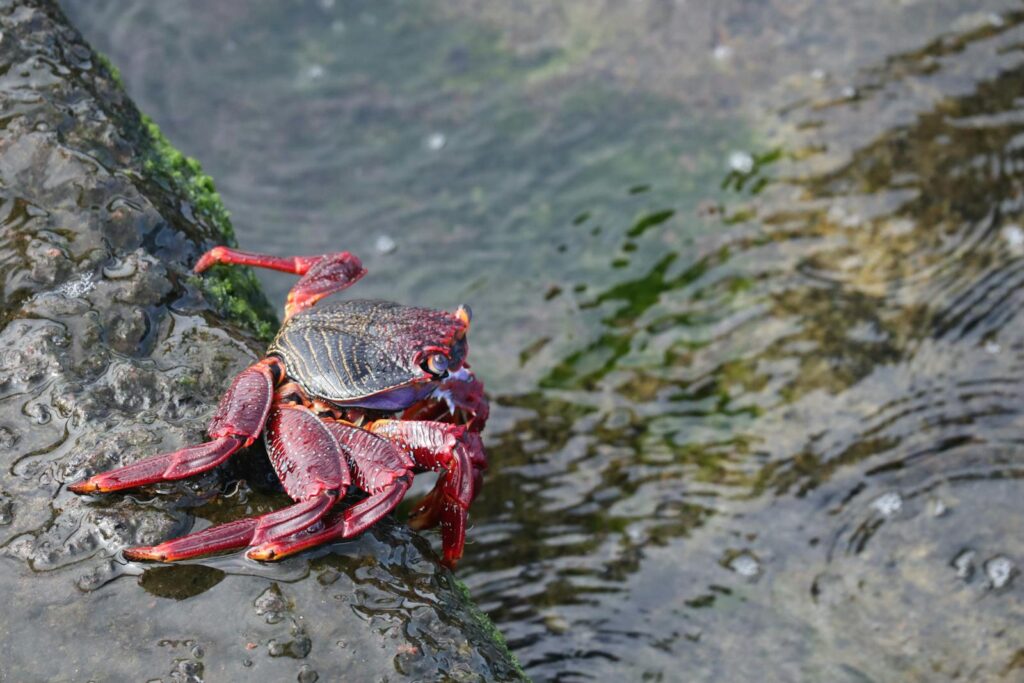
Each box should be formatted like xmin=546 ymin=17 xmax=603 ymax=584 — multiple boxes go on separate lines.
xmin=426 ymin=132 xmax=446 ymax=151
xmin=1002 ymin=224 xmax=1024 ymax=253
xmin=871 ymin=492 xmax=902 ymax=517
xmin=827 ymin=203 xmax=863 ymax=228
xmin=984 ymin=340 xmax=1001 ymax=354
xmin=728 ymin=150 xmax=754 ymax=174
xmin=838 ymin=255 xmax=863 ymax=271
xmin=728 ymin=552 xmax=761 ymax=577
xmin=846 ymin=320 xmax=885 ymax=344
xmin=985 ymin=556 xmax=1015 ymax=589
xmin=841 ymin=85 xmax=858 ymax=100
xmin=884 ymin=217 xmax=915 ymax=235
xmin=953 ymin=549 xmax=975 ymax=579
xmin=712 ymin=44 xmax=733 ymax=62
xmin=305 ymin=64 xmax=325 ymax=81
xmin=375 ymin=234 xmax=397 ymax=255
xmin=543 ymin=613 xmax=570 ymax=634
xmin=319 ymin=0 xmax=336 ymax=9
xmin=56 ymin=272 xmax=95 ymax=299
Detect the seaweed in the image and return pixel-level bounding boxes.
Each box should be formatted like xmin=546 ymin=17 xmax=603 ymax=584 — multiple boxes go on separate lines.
xmin=139 ymin=115 xmax=278 ymax=340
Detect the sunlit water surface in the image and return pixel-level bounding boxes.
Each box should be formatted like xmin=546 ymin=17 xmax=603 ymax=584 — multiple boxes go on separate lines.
xmin=66 ymin=1 xmax=1024 ymax=680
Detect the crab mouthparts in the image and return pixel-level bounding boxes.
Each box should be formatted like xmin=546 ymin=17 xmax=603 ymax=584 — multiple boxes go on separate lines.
xmin=400 ymin=371 xmax=476 ymax=426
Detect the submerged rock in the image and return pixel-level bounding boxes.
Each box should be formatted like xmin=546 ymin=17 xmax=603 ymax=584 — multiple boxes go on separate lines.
xmin=0 ymin=1 xmax=523 ymax=679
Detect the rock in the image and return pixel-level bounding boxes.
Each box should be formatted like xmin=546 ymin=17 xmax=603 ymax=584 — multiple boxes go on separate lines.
xmin=0 ymin=1 xmax=523 ymax=679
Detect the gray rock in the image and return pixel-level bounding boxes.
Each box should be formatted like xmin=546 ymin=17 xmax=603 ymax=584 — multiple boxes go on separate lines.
xmin=0 ymin=1 xmax=524 ymax=679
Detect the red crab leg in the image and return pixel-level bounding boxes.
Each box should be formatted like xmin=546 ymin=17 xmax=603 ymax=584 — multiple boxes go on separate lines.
xmin=194 ymin=246 xmax=324 ymax=275
xmin=69 ymin=358 xmax=280 ymax=493
xmin=125 ymin=490 xmax=338 ymax=561
xmin=194 ymin=246 xmax=366 ymax=319
xmin=248 ymin=420 xmax=414 ymax=561
xmin=366 ymin=420 xmax=487 ymax=567
xmin=125 ymin=402 xmax=351 ymax=561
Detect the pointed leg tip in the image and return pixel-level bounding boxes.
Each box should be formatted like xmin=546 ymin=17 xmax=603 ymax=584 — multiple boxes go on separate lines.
xmin=69 ymin=478 xmax=109 ymax=494
xmin=123 ymin=546 xmax=168 ymax=562
xmin=246 ymin=547 xmax=278 ymax=562
xmin=67 ymin=480 xmax=93 ymax=494
xmin=69 ymin=477 xmax=125 ymax=494
xmin=441 ymin=524 xmax=465 ymax=568
xmin=194 ymin=246 xmax=224 ymax=273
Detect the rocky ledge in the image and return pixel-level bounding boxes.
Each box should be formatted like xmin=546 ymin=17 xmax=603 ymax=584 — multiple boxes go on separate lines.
xmin=0 ymin=1 xmax=523 ymax=679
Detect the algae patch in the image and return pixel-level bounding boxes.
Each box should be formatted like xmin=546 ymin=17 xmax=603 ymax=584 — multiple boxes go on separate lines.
xmin=93 ymin=52 xmax=123 ymax=89
xmin=452 ymin=577 xmax=530 ymax=681
xmin=140 ymin=115 xmax=277 ymax=340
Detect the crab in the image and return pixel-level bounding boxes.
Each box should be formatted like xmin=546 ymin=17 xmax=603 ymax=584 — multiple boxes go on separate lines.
xmin=70 ymin=246 xmax=488 ymax=568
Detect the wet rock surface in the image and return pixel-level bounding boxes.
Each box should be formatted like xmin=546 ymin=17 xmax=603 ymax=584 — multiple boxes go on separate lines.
xmin=0 ymin=1 xmax=522 ymax=679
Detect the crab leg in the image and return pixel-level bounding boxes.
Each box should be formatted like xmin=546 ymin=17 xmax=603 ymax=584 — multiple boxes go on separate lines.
xmin=125 ymin=490 xmax=338 ymax=561
xmin=194 ymin=246 xmax=366 ymax=319
xmin=248 ymin=420 xmax=414 ymax=561
xmin=125 ymin=403 xmax=351 ymax=561
xmin=195 ymin=247 xmax=326 ymax=275
xmin=366 ymin=420 xmax=487 ymax=567
xmin=69 ymin=358 xmax=280 ymax=493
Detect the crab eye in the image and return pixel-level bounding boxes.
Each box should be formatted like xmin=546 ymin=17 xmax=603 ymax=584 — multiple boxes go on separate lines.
xmin=424 ymin=353 xmax=449 ymax=376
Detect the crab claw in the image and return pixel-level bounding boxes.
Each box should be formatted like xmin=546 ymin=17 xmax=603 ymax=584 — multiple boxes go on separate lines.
xmin=444 ymin=369 xmax=489 ymax=431
xmin=367 ymin=420 xmax=487 ymax=568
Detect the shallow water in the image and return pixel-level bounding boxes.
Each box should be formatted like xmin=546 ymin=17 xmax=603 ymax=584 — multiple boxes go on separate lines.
xmin=66 ymin=1 xmax=1024 ymax=680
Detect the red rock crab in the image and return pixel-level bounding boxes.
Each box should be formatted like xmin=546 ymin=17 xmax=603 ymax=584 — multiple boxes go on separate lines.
xmin=70 ymin=247 xmax=489 ymax=567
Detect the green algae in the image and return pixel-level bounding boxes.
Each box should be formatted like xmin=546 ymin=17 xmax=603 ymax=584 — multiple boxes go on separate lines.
xmin=139 ymin=115 xmax=277 ymax=340
xmin=452 ymin=578 xmax=530 ymax=681
xmin=93 ymin=52 xmax=123 ymax=89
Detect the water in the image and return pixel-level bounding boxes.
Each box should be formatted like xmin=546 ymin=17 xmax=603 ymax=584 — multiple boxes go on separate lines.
xmin=65 ymin=1 xmax=1024 ymax=680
